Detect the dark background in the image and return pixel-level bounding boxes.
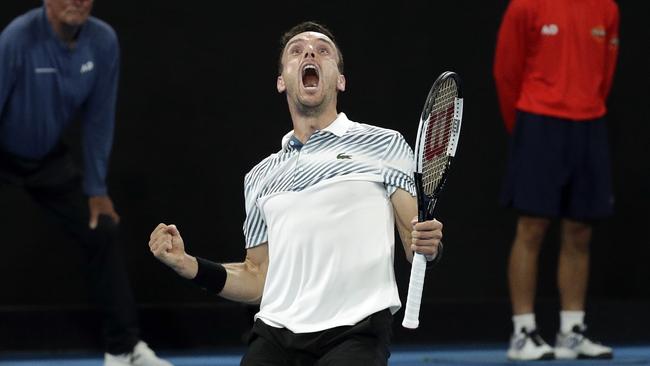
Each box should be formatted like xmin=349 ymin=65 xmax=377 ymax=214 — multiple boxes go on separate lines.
xmin=1 ymin=0 xmax=648 ymax=354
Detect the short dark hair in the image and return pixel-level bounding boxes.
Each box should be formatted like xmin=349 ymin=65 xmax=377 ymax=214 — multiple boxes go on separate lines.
xmin=278 ymin=21 xmax=344 ymax=75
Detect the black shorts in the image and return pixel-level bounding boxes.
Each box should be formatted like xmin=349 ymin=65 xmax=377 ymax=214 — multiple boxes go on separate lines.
xmin=500 ymin=111 xmax=614 ymax=220
xmin=240 ymin=309 xmax=392 ymax=366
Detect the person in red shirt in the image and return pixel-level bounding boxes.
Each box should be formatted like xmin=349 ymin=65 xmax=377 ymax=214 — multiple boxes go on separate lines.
xmin=494 ymin=0 xmax=619 ymax=361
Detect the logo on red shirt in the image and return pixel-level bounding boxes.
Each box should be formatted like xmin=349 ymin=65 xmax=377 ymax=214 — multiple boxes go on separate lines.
xmin=541 ymin=24 xmax=559 ymax=36
xmin=591 ymin=26 xmax=606 ymax=43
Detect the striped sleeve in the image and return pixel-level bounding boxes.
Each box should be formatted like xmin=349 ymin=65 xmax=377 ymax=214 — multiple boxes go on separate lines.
xmin=242 ymin=169 xmax=268 ymax=248
xmin=382 ymin=132 xmax=416 ymax=196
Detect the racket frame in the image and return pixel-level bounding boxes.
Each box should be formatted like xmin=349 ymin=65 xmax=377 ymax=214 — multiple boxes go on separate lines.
xmin=402 ymin=71 xmax=463 ymax=329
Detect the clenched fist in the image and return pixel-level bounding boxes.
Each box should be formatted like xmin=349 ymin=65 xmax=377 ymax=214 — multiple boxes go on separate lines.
xmin=148 ymin=223 xmax=197 ymax=279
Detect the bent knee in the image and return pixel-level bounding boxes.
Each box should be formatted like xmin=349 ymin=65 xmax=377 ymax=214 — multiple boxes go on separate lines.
xmin=562 ymin=219 xmax=592 ymax=237
xmin=516 ymin=216 xmax=550 ymax=244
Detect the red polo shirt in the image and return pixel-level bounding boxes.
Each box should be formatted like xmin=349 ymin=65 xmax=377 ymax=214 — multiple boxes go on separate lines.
xmin=493 ymin=0 xmax=619 ymax=133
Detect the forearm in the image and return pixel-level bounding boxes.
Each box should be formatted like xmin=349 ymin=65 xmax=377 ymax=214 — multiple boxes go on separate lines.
xmin=220 ymin=260 xmax=266 ymax=304
xmin=179 ymin=254 xmax=266 ymax=304
xmin=172 ymin=253 xmax=199 ymax=279
xmin=391 ymin=188 xmax=417 ymax=262
xmin=397 ymin=225 xmax=414 ymax=263
xmin=81 ymin=119 xmax=113 ymax=195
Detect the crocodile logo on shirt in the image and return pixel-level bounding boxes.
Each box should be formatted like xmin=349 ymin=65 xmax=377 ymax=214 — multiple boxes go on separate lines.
xmin=336 ymin=153 xmax=351 ymax=160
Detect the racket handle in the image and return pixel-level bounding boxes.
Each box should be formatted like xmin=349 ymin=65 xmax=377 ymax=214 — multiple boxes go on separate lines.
xmin=402 ymin=252 xmax=427 ymax=329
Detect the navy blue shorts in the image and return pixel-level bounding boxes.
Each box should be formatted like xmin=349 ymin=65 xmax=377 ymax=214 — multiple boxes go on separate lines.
xmin=500 ymin=111 xmax=614 ymax=220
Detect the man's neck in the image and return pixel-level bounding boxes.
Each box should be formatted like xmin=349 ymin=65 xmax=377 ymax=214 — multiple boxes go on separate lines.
xmin=290 ymin=109 xmax=339 ymax=143
xmin=46 ymin=14 xmax=81 ymax=47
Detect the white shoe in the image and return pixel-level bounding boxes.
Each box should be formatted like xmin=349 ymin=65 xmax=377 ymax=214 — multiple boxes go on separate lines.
xmin=507 ymin=327 xmax=555 ymax=361
xmin=104 ymin=340 xmax=174 ymax=366
xmin=555 ymin=324 xmax=613 ymax=359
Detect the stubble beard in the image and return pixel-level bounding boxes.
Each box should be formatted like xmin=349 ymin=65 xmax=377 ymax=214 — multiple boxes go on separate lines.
xmin=296 ymin=101 xmax=324 ymax=117
xmin=293 ymin=91 xmax=332 ymax=117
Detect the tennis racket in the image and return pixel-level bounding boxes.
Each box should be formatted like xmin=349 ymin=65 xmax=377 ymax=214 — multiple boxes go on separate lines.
xmin=402 ymin=71 xmax=464 ymax=329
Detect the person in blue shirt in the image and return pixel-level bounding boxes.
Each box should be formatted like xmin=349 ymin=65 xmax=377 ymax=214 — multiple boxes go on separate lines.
xmin=0 ymin=1 xmax=172 ymax=365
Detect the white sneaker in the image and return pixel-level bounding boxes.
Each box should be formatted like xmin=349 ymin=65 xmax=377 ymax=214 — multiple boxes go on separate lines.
xmin=507 ymin=327 xmax=555 ymax=361
xmin=104 ymin=340 xmax=174 ymax=366
xmin=555 ymin=324 xmax=613 ymax=359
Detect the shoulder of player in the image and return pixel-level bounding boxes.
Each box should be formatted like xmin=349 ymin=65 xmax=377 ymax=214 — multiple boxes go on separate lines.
xmin=350 ymin=121 xmax=407 ymax=146
xmin=503 ymin=0 xmax=537 ymax=18
xmin=243 ymin=153 xmax=279 ymax=183
xmin=604 ymin=0 xmax=619 ymax=14
xmin=84 ymin=16 xmax=119 ymax=46
xmin=351 ymin=121 xmax=403 ymax=138
xmin=0 ymin=8 xmax=40 ymax=47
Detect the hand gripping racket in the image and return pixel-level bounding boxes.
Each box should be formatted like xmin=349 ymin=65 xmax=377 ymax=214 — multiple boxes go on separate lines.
xmin=402 ymin=71 xmax=464 ymax=329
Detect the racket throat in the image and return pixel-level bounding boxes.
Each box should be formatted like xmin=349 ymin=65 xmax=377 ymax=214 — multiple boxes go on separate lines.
xmin=414 ymin=172 xmax=437 ymax=221
xmin=421 ymin=197 xmax=437 ymax=222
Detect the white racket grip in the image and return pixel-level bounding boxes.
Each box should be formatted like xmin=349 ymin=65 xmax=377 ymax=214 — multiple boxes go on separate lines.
xmin=402 ymin=252 xmax=427 ymax=329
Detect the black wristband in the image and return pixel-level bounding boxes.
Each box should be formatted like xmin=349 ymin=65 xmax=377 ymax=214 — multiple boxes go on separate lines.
xmin=426 ymin=241 xmax=444 ymax=269
xmin=191 ymin=256 xmax=227 ymax=294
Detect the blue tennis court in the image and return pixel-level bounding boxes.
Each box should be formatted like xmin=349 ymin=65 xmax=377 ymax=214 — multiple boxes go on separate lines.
xmin=1 ymin=344 xmax=648 ymax=366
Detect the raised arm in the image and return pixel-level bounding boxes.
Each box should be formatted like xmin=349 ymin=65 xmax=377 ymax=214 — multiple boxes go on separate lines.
xmin=390 ymin=188 xmax=443 ymax=264
xmin=148 ymin=223 xmax=268 ymax=304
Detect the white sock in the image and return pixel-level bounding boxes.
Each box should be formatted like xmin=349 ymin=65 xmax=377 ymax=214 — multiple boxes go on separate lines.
xmin=512 ymin=313 xmax=536 ymax=334
xmin=560 ymin=310 xmax=585 ymax=333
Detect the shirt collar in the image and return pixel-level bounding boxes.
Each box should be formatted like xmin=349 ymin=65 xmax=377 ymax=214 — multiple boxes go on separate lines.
xmin=281 ymin=112 xmax=351 ymax=150
xmin=40 ymin=7 xmax=88 ymax=52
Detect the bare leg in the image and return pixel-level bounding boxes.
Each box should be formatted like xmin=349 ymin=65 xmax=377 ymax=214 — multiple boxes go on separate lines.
xmin=558 ymin=219 xmax=591 ymax=311
xmin=509 ymin=216 xmax=551 ymax=314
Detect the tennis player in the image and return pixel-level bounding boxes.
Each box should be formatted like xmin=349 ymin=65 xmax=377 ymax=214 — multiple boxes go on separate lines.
xmin=149 ymin=21 xmax=443 ymax=365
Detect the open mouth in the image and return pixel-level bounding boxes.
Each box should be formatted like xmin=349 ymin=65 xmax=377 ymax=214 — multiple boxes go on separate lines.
xmin=301 ymin=64 xmax=319 ymax=88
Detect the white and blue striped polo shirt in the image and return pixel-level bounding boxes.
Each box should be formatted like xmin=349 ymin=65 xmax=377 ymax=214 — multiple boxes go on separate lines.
xmin=242 ymin=112 xmax=417 ymax=333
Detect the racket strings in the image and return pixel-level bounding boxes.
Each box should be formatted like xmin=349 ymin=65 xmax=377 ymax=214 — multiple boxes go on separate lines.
xmin=422 ymin=78 xmax=458 ymax=195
